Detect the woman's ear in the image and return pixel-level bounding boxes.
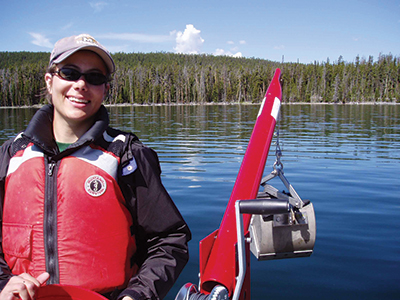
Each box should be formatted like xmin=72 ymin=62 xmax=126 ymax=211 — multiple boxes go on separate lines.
xmin=45 ymin=73 xmax=53 ymax=94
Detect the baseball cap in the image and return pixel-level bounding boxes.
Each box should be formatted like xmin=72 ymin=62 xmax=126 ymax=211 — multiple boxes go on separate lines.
xmin=49 ymin=34 xmax=115 ymax=73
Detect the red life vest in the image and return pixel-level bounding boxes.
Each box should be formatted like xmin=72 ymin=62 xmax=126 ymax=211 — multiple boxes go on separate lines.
xmin=3 ymin=141 xmax=137 ymax=294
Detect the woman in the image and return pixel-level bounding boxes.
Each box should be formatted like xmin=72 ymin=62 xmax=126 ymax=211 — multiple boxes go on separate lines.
xmin=0 ymin=34 xmax=191 ymax=300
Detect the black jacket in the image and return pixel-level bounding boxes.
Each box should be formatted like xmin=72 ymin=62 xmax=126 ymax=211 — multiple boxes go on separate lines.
xmin=0 ymin=105 xmax=191 ymax=300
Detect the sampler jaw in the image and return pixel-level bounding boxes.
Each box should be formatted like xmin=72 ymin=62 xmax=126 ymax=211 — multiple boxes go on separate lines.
xmin=249 ymin=200 xmax=316 ymax=261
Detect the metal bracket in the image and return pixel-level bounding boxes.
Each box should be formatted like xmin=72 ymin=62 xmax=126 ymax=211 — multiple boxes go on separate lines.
xmin=260 ymin=167 xmax=304 ymax=209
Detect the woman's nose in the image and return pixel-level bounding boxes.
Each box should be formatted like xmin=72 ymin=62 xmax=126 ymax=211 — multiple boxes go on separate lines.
xmin=73 ymin=76 xmax=88 ymax=90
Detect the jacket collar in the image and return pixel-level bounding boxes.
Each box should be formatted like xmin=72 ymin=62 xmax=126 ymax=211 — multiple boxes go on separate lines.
xmin=23 ymin=104 xmax=109 ymax=156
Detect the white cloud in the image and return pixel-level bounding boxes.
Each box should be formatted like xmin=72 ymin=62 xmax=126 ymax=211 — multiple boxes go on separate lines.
xmin=104 ymin=44 xmax=130 ymax=53
xmin=61 ymin=22 xmax=74 ymax=31
xmin=90 ymin=1 xmax=108 ymax=13
xmin=217 ymin=40 xmax=245 ymax=57
xmin=98 ymin=32 xmax=175 ymax=43
xmin=174 ymin=24 xmax=204 ymax=54
xmin=29 ymin=33 xmax=53 ymax=49
xmin=213 ymin=48 xmax=242 ymax=58
xmin=214 ymin=48 xmax=226 ymax=56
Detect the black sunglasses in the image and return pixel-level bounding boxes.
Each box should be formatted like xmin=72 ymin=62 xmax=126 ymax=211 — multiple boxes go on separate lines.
xmin=53 ymin=68 xmax=109 ymax=86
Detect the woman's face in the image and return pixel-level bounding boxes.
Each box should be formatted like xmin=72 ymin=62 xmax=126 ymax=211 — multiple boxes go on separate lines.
xmin=45 ymin=50 xmax=109 ymax=129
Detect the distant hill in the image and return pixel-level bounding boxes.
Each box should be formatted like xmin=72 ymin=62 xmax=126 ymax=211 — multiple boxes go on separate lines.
xmin=0 ymin=51 xmax=398 ymax=106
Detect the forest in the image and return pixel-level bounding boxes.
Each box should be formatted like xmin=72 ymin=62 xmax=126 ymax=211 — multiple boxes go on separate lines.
xmin=0 ymin=51 xmax=399 ymax=107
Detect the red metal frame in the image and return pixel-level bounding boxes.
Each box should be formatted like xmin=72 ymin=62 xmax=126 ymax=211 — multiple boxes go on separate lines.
xmin=199 ymin=69 xmax=282 ymax=298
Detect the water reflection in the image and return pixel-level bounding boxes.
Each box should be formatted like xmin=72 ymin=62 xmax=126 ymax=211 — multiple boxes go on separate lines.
xmin=0 ymin=107 xmax=39 ymax=142
xmin=0 ymin=104 xmax=399 ymax=299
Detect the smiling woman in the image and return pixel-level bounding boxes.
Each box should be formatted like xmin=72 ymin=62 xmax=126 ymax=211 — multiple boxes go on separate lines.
xmin=0 ymin=34 xmax=191 ymax=300
xmin=45 ymin=50 xmax=110 ymax=143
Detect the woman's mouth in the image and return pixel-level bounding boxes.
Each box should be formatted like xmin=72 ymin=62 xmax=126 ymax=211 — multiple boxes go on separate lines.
xmin=68 ymin=96 xmax=90 ymax=104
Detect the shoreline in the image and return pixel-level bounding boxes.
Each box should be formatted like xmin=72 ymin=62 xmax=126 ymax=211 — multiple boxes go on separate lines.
xmin=0 ymin=101 xmax=398 ymax=109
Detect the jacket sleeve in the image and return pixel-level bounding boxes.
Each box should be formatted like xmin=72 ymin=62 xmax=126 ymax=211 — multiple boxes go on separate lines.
xmin=0 ymin=140 xmax=15 ymax=291
xmin=117 ymin=141 xmax=191 ymax=300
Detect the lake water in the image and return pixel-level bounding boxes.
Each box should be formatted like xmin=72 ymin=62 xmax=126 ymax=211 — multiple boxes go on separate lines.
xmin=0 ymin=104 xmax=399 ymax=299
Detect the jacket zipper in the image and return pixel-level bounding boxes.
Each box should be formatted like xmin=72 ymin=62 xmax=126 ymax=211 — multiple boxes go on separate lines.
xmin=44 ymin=157 xmax=60 ymax=284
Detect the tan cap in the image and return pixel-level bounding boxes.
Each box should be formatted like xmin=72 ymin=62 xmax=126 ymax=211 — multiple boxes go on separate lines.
xmin=49 ymin=34 xmax=115 ymax=73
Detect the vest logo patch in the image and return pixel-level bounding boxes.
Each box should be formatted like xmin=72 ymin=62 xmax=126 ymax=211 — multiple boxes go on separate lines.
xmin=85 ymin=175 xmax=107 ymax=197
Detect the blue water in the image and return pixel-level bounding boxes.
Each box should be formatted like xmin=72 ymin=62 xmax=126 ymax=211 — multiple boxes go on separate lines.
xmin=0 ymin=104 xmax=399 ymax=299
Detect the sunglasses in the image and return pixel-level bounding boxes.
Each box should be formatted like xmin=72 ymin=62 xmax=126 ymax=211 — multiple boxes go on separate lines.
xmin=53 ymin=68 xmax=109 ymax=86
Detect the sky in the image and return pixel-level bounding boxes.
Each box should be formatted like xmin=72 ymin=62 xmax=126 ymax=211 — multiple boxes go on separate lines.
xmin=0 ymin=0 xmax=399 ymax=64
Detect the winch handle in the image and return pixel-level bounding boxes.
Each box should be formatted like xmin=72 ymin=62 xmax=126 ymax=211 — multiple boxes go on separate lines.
xmin=238 ymin=199 xmax=290 ymax=215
